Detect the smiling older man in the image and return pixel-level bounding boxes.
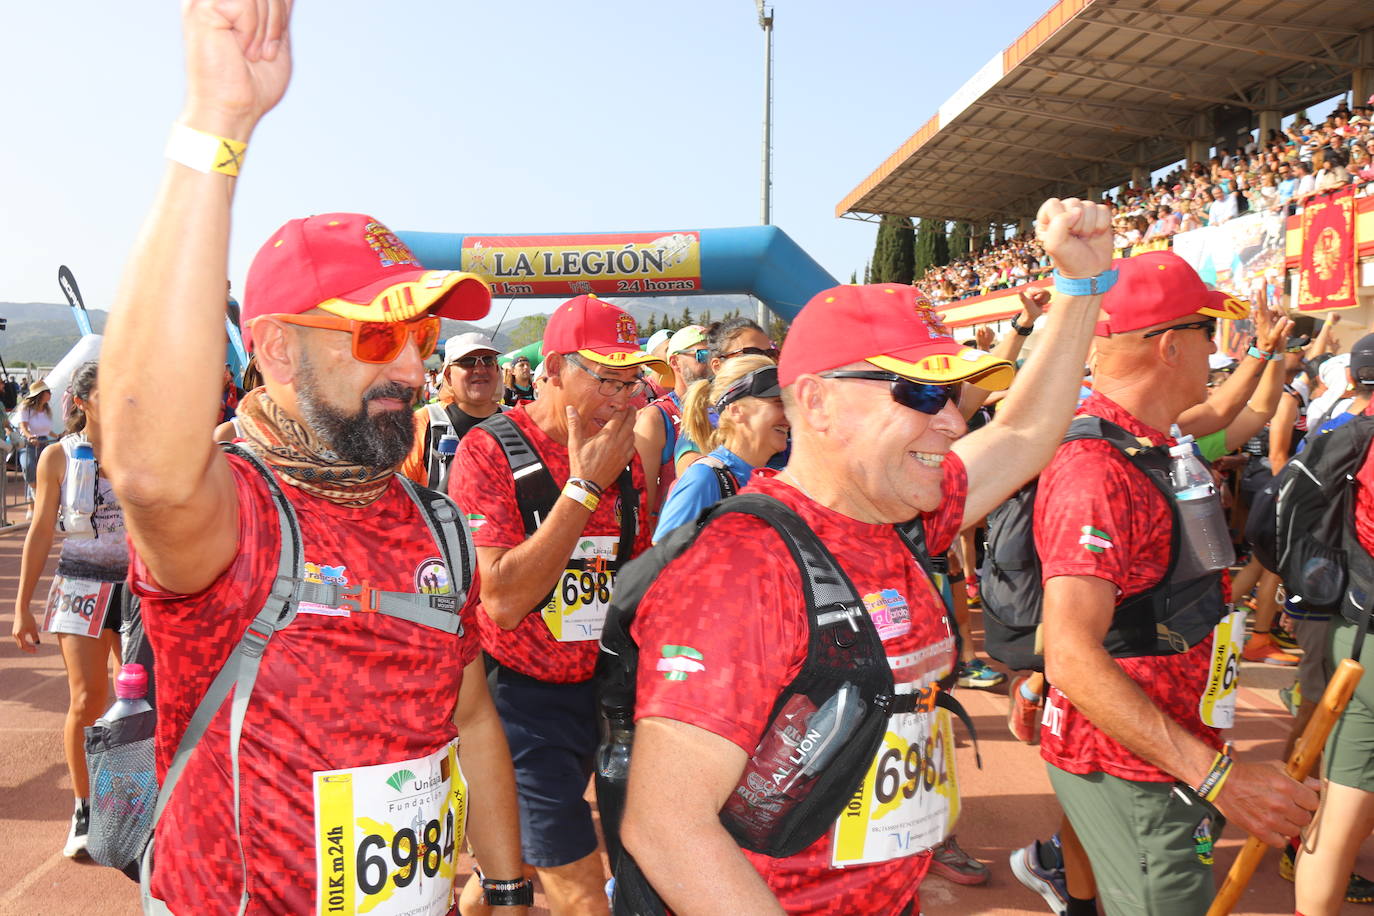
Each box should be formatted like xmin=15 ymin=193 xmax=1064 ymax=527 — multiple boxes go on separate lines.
xmin=619 ymin=198 xmax=1115 ymax=916
xmin=402 ymin=332 xmax=505 ymax=491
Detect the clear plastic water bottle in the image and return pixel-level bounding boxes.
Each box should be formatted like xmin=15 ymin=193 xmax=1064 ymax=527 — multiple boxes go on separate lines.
xmin=62 ymin=442 xmax=97 ymax=536
xmin=1168 ymin=425 xmax=1235 ymax=575
xmin=96 ymin=663 xmax=153 ymax=726
xmin=595 ymin=706 xmax=634 ymax=871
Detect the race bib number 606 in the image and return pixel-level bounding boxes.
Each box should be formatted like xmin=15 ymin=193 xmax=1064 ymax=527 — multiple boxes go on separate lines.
xmin=313 ymin=740 xmax=466 ymax=916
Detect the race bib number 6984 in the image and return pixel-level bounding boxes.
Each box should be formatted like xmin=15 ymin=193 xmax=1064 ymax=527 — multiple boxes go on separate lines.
xmin=313 ymin=740 xmax=466 ymax=916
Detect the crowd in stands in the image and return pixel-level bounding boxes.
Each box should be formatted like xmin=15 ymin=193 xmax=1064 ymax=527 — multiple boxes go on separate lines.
xmin=922 ymin=99 xmax=1374 ymax=306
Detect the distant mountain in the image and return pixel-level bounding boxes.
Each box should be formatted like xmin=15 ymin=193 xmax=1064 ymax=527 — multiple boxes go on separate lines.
xmin=0 ymin=302 xmax=107 ymax=368
xmin=0 ymin=292 xmax=758 ymax=368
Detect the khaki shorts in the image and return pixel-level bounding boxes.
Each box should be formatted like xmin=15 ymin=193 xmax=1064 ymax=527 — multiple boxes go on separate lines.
xmin=1289 ymin=614 xmax=1334 ymax=704
xmin=1048 ymin=764 xmax=1222 ymax=916
xmin=1325 ymin=620 xmax=1374 ymax=792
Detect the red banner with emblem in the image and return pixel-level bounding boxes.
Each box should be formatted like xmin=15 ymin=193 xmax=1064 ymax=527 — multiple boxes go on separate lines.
xmin=1297 ymin=186 xmax=1357 ymax=312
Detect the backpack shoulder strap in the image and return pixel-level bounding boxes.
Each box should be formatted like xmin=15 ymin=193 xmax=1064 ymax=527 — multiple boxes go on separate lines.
xmin=393 ymin=476 xmax=475 ymax=632
xmin=143 ymin=443 xmax=326 ymax=913
xmin=426 ymin=402 xmax=451 ymax=430
xmin=697 ymin=454 xmax=738 ymax=499
xmin=477 ymin=412 xmax=562 ymax=536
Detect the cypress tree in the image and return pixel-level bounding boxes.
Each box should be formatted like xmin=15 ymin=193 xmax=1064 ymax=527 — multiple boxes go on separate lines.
xmin=933 ymin=221 xmax=950 ymax=267
xmin=949 ymin=222 xmax=970 ymax=261
xmin=873 ymin=214 xmax=916 ymax=284
xmin=913 ymin=219 xmax=937 ymax=280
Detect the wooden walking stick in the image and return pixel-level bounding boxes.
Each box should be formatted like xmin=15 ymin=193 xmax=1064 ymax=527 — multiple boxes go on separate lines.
xmin=1207 ymin=657 xmax=1365 ymax=916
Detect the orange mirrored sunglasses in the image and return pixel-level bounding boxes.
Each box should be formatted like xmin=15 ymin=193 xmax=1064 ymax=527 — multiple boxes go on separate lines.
xmin=256 ymin=313 xmax=441 ymax=364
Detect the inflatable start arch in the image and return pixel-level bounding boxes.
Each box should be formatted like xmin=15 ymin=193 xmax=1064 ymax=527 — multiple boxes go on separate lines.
xmin=397 ymin=226 xmax=837 ymax=323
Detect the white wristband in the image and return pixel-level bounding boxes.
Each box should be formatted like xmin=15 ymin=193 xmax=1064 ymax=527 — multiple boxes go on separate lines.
xmin=165 ymin=123 xmax=247 ymax=177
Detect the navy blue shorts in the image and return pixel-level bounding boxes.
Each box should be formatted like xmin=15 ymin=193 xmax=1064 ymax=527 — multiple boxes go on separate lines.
xmin=488 ymin=662 xmax=600 ymax=868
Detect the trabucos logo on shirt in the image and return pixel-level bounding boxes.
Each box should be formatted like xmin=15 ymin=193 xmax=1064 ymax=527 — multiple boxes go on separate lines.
xmin=862 ymin=589 xmax=911 ymax=640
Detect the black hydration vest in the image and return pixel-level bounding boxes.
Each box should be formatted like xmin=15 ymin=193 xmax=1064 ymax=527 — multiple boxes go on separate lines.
xmin=596 ymin=493 xmax=978 ymax=915
xmin=980 ymin=416 xmax=1229 ymax=672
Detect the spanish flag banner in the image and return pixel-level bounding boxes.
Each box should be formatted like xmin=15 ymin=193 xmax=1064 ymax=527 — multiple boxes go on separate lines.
xmin=1297 ymin=186 xmax=1357 ymax=312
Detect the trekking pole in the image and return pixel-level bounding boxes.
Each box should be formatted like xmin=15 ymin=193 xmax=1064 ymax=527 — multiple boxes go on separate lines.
xmin=1207 ymin=657 xmax=1364 ymax=916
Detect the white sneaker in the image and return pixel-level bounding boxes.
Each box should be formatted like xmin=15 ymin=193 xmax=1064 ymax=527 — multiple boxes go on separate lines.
xmin=63 ymin=801 xmax=89 ymax=858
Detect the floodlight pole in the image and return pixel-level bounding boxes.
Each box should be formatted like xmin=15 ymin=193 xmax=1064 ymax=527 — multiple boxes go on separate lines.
xmin=756 ymin=1 xmax=774 ymax=332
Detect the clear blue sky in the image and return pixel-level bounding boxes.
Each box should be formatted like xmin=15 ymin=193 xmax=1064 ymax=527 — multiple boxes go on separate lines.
xmin=4 ymin=1 xmax=1041 ymax=323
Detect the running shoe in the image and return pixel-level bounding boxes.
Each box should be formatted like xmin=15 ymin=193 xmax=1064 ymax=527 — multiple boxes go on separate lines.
xmin=957 ymin=658 xmax=1006 ymax=689
xmin=1271 ymin=624 xmax=1301 ymax=654
xmin=1279 ymin=841 xmax=1374 ymax=903
xmin=1241 ymin=632 xmax=1300 ymax=666
xmin=928 ymin=835 xmax=989 ymax=886
xmin=1007 ymin=675 xmax=1042 ymax=745
xmin=1010 ymin=837 xmax=1068 ymax=915
xmin=63 ymin=799 xmax=89 ymax=858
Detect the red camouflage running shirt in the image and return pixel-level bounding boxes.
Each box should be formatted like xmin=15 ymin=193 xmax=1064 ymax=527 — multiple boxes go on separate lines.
xmin=131 ymin=456 xmax=481 ymax=915
xmin=450 ymin=405 xmax=652 ymax=683
xmin=1034 ymin=392 xmax=1224 ymax=782
xmin=632 ymin=464 xmax=965 ymax=916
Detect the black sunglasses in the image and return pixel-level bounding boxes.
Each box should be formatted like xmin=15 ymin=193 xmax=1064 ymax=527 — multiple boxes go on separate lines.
xmin=721 ymin=345 xmax=781 ymax=362
xmin=1142 ymin=319 xmax=1216 ymax=341
xmin=820 ymin=370 xmax=961 ymax=415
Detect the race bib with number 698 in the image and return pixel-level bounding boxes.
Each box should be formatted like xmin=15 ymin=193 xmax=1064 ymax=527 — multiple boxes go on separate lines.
xmin=542 ymin=535 xmax=619 ymax=642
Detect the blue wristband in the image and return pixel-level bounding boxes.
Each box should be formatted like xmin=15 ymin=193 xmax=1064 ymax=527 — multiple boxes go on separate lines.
xmin=1052 ymin=268 xmax=1119 ymax=296
xmin=1247 ymin=345 xmax=1278 ymax=361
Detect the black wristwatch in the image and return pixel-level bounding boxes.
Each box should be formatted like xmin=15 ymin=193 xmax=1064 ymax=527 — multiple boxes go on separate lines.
xmin=1009 ymin=314 xmax=1034 ymax=337
xmin=476 ymin=868 xmax=535 ymax=907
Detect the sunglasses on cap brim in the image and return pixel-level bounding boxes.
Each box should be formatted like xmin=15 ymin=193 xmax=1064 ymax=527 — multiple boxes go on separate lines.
xmin=820 ymin=370 xmax=961 ymax=415
xmin=254 ymin=313 xmax=441 ymax=364
xmin=715 ymin=366 xmax=781 ymax=411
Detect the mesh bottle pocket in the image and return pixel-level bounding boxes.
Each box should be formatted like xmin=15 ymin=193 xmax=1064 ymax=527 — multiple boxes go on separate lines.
xmin=84 ymin=710 xmax=158 ymax=874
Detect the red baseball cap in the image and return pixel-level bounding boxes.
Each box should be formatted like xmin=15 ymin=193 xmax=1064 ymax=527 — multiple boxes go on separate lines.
xmin=542 ymin=295 xmax=673 ymax=384
xmin=242 ymin=213 xmax=492 ymax=350
xmin=1097 ymin=251 xmax=1249 ymax=336
xmin=778 ymin=284 xmax=1015 ymax=389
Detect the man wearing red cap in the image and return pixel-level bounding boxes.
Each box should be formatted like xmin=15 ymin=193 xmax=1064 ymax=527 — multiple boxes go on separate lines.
xmin=618 ymin=198 xmax=1116 ymax=915
xmin=1035 ymin=250 xmax=1318 ymax=915
xmin=450 ymin=294 xmax=671 ymax=915
xmin=100 ymin=4 xmax=529 ymax=914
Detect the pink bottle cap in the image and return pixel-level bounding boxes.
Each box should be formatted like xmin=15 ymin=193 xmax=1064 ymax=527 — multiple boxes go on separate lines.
xmin=115 ymin=663 xmax=148 ymax=699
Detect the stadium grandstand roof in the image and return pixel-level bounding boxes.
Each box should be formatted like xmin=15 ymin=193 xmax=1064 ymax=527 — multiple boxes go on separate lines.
xmin=837 ymin=0 xmax=1374 ymax=224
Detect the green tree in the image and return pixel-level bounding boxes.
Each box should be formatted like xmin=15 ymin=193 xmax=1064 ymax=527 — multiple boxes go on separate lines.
xmin=849 ymin=270 xmax=857 ymax=284
xmin=933 ymin=221 xmax=950 ymax=267
xmin=682 ymin=306 xmax=694 ymax=326
xmin=948 ymin=221 xmax=970 ymax=261
xmin=871 ymin=214 xmax=915 ymax=284
xmin=863 ymin=261 xmax=871 ymax=284
xmin=913 ymin=219 xmax=938 ymax=279
xmin=508 ymin=314 xmax=549 ymax=348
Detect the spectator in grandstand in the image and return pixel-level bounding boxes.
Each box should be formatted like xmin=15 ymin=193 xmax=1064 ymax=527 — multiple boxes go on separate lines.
xmin=1208 ymin=185 xmax=1240 ymax=225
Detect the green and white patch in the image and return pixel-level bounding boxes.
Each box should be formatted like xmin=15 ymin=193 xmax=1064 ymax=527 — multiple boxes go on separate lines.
xmin=656 ymin=645 xmax=705 ymax=681
xmin=1078 ymin=525 xmax=1113 ymax=554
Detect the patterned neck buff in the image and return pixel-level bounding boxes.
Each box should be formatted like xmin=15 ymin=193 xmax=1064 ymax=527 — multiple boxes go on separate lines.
xmin=235 ymin=388 xmax=394 ymax=508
